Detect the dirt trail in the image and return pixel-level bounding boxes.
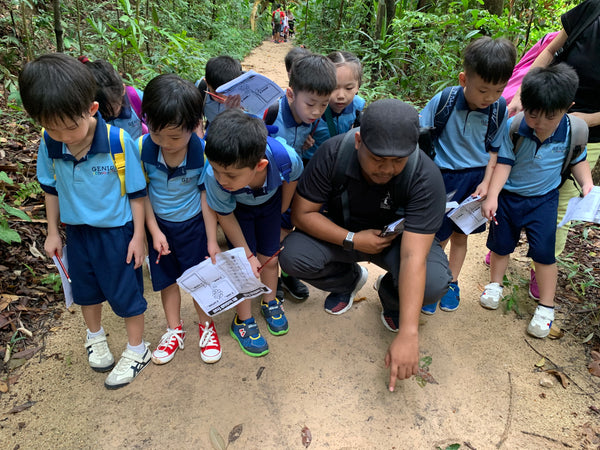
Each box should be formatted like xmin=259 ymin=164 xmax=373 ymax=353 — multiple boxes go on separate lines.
xmin=1 ymin=40 xmax=599 ymax=450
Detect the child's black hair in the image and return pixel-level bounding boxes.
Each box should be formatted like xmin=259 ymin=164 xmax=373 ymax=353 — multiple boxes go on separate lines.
xmin=142 ymin=74 xmax=203 ymax=132
xmin=19 ymin=53 xmax=96 ymax=125
xmin=521 ymin=63 xmax=579 ymax=114
xmin=80 ymin=58 xmax=124 ymax=120
xmin=204 ymin=109 xmax=267 ymax=169
xmin=327 ymin=51 xmax=363 ymax=86
xmin=285 ymin=47 xmax=311 ymax=73
xmin=289 ymin=54 xmax=337 ymax=96
xmin=463 ymin=36 xmax=516 ymax=84
xmin=205 ymin=56 xmax=243 ymax=90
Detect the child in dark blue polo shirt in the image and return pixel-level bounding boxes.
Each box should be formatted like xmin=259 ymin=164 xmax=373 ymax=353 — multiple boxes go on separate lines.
xmin=266 ymin=53 xmax=337 ymax=302
xmin=419 ymin=37 xmax=516 ymax=315
xmin=20 ymin=53 xmax=150 ymax=389
xmin=202 ymin=109 xmax=303 ymax=357
xmin=481 ymin=64 xmax=594 ymax=338
xmin=141 ymin=74 xmax=222 ymax=365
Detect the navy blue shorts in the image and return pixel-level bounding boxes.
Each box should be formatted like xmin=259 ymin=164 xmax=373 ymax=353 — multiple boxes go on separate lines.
xmin=66 ymin=222 xmax=146 ymax=318
xmin=486 ymin=189 xmax=559 ymax=265
xmin=230 ymin=187 xmax=282 ymax=257
xmin=147 ymin=212 xmax=208 ymax=292
xmin=437 ymin=167 xmax=487 ymax=241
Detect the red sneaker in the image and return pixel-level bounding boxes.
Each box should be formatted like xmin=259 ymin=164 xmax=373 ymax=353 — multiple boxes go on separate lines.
xmin=199 ymin=321 xmax=222 ymax=363
xmin=152 ymin=321 xmax=185 ymax=365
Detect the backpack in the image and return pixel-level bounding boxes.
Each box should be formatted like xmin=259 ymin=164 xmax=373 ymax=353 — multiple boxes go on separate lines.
xmin=328 ymin=128 xmax=420 ymax=228
xmin=510 ymin=111 xmax=588 ymax=188
xmin=266 ymin=136 xmax=292 ymax=183
xmin=43 ymin=124 xmax=131 ymax=196
xmin=124 ymin=86 xmax=148 ymax=135
xmin=430 ymin=86 xmax=506 ymax=154
xmin=273 ymin=9 xmax=283 ymax=25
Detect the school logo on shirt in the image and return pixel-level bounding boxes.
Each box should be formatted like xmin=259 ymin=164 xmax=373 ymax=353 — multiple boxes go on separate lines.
xmin=180 ymin=177 xmax=193 ymax=184
xmin=380 ymin=191 xmax=392 ymax=210
xmin=91 ymin=165 xmax=117 ymax=176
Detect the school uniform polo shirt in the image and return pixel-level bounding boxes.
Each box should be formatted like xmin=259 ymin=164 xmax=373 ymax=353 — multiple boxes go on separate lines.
xmin=108 ymin=88 xmax=144 ymax=139
xmin=203 ymin=95 xmax=226 ymax=124
xmin=141 ymin=133 xmax=205 ymax=222
xmin=498 ymin=115 xmax=587 ymax=196
xmin=420 ymin=87 xmax=507 ymax=170
xmin=271 ymin=96 xmax=313 ymax=158
xmin=37 ymin=115 xmax=147 ymax=228
xmin=202 ymin=137 xmax=302 ymax=214
xmin=306 ymin=95 xmax=365 ymax=160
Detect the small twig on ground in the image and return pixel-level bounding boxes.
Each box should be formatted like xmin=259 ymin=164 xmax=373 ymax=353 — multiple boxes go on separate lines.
xmin=524 ymin=338 xmax=596 ymax=400
xmin=521 ymin=430 xmax=573 ymax=447
xmin=496 ymin=371 xmax=513 ymax=449
xmin=463 ymin=441 xmax=477 ymax=450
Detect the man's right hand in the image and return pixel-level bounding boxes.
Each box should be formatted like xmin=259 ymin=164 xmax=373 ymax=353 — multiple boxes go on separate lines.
xmin=353 ymin=229 xmax=397 ymax=254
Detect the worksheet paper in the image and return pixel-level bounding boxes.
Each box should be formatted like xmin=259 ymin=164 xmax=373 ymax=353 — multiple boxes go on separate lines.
xmin=176 ymin=247 xmax=270 ymax=316
xmin=216 ymin=70 xmax=284 ymax=117
xmin=447 ymin=195 xmax=488 ymax=235
xmin=558 ymin=186 xmax=600 ymax=228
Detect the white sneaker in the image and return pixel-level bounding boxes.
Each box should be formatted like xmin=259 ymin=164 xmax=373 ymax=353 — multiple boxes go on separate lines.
xmin=480 ymin=282 xmax=503 ymax=310
xmin=85 ymin=334 xmax=114 ymax=372
xmin=104 ymin=343 xmax=151 ymax=390
xmin=527 ymin=305 xmax=555 ymax=338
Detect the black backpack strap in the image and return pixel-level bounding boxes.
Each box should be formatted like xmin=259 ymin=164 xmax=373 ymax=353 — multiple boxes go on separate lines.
xmin=433 ymin=86 xmax=460 ymax=139
xmin=556 ymin=1 xmax=600 ymax=60
xmin=323 ymin=106 xmax=337 ymax=137
xmin=392 ymin=149 xmax=420 ymax=216
xmin=485 ymin=96 xmax=506 ymax=152
xmin=263 ymin=102 xmax=280 ymax=125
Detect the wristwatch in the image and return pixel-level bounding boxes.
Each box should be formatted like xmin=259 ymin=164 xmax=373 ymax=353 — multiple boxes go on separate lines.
xmin=343 ymin=231 xmax=355 ymax=251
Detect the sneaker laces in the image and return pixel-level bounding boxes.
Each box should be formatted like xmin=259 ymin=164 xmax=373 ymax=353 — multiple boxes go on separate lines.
xmin=157 ymin=328 xmax=184 ymax=351
xmin=199 ymin=322 xmax=218 ymax=348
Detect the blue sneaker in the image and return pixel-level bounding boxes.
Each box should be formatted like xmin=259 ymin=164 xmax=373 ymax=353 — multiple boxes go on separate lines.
xmin=324 ymin=265 xmax=368 ymax=315
xmin=230 ymin=316 xmax=269 ymax=357
xmin=421 ymin=301 xmax=438 ymax=315
xmin=261 ymin=298 xmax=289 ymax=336
xmin=440 ymin=281 xmax=460 ymax=312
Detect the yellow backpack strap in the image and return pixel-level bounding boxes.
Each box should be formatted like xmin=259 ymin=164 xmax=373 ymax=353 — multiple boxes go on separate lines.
xmin=107 ymin=124 xmax=127 ymax=196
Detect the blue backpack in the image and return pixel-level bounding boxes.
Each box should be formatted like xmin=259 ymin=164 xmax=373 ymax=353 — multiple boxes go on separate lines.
xmin=266 ymin=136 xmax=292 ymax=184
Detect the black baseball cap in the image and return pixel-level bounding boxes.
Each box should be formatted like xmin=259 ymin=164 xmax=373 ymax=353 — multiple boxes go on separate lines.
xmin=360 ymin=99 xmax=420 ymax=158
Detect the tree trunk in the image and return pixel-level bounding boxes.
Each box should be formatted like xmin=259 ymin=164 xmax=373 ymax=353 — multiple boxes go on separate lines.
xmin=52 ymin=0 xmax=63 ymax=53
xmin=483 ymin=0 xmax=504 ymax=16
xmin=336 ymin=0 xmax=344 ymax=30
xmin=416 ymin=0 xmax=432 ymax=12
xmin=385 ymin=0 xmax=395 ymax=31
xmin=375 ymin=0 xmax=385 ymax=40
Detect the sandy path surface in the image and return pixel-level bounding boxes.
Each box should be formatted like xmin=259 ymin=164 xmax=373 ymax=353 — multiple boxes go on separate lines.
xmin=1 ymin=40 xmax=599 ymax=450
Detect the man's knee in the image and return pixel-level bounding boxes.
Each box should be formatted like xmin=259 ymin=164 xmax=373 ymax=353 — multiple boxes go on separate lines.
xmin=279 ymin=232 xmax=321 ymax=277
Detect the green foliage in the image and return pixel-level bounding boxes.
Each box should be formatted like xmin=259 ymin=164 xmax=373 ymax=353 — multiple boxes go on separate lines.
xmin=0 ymin=171 xmax=32 ymax=245
xmin=502 ymin=274 xmax=524 ymax=315
xmin=41 ymin=273 xmax=62 ymax=293
xmin=14 ymin=181 xmax=42 ymax=206
xmin=557 ymin=252 xmax=600 ymax=298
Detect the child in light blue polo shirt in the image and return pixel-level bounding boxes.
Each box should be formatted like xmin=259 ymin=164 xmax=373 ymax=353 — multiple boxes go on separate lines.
xmin=303 ymin=51 xmax=365 ymax=160
xmin=265 ymin=54 xmax=336 ymax=301
xmin=419 ymin=36 xmax=516 ymax=314
xmin=141 ymin=74 xmax=222 ymax=366
xmin=480 ymin=63 xmax=594 ymax=338
xmin=80 ymin=57 xmax=146 ymax=139
xmin=20 ymin=53 xmax=150 ymax=390
xmin=202 ymin=109 xmax=303 ymax=358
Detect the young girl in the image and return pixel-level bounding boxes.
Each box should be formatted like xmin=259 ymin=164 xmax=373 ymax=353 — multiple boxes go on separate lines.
xmin=79 ymin=57 xmax=147 ymax=139
xmin=302 ymin=51 xmax=365 ymax=161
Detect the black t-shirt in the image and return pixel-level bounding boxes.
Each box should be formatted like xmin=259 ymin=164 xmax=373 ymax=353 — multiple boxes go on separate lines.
xmin=297 ymin=133 xmax=446 ymax=234
xmin=561 ymin=0 xmax=600 ymax=141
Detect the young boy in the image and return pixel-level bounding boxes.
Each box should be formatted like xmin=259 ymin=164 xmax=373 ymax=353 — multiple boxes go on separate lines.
xmin=266 ymin=53 xmax=337 ymax=301
xmin=196 ymin=55 xmax=243 ymax=127
xmin=419 ymin=37 xmax=517 ymax=314
xmin=202 ymin=109 xmax=303 ymax=357
xmin=20 ymin=53 xmax=150 ymax=389
xmin=141 ymin=74 xmax=221 ymax=365
xmin=480 ymin=63 xmax=594 ymax=338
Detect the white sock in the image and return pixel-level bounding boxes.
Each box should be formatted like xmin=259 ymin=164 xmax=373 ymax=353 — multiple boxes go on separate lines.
xmin=87 ymin=327 xmax=105 ymax=339
xmin=127 ymin=342 xmax=147 ymax=354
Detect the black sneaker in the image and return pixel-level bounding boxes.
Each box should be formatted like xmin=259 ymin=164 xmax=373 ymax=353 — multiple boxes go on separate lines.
xmin=281 ymin=275 xmax=309 ymax=301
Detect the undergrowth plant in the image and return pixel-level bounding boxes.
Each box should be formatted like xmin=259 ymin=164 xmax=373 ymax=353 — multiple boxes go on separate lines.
xmin=0 ymin=171 xmax=32 ymax=244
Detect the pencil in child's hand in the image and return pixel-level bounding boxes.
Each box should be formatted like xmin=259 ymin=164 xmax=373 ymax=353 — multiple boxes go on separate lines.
xmin=257 ymin=246 xmax=284 ymax=273
xmin=155 ymin=251 xmax=161 ymax=264
xmin=204 ymin=90 xmax=227 ymax=102
xmin=493 ymin=214 xmax=499 ymax=226
xmin=54 ymin=251 xmax=72 ymax=283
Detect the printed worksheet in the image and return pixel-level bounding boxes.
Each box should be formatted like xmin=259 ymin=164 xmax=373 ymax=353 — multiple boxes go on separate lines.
xmin=447 ymin=195 xmax=487 ymax=235
xmin=216 ymin=70 xmax=284 ymax=116
xmin=176 ymin=247 xmax=270 ymax=316
xmin=558 ymin=186 xmax=600 ymax=228
xmin=51 ymin=246 xmax=73 ymax=308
